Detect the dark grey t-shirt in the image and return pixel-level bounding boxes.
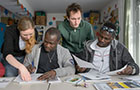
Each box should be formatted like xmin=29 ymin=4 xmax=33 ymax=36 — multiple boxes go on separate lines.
xmin=37 ymin=45 xmax=59 ymax=73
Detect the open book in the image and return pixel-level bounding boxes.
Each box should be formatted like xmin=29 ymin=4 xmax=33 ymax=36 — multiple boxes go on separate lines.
xmin=14 ymin=73 xmax=61 ymax=84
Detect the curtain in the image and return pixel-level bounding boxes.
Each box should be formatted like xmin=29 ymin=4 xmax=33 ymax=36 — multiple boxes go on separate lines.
xmin=124 ymin=0 xmax=140 ymax=65
xmin=135 ymin=0 xmax=140 ymax=65
xmin=124 ymin=0 xmax=130 ymax=48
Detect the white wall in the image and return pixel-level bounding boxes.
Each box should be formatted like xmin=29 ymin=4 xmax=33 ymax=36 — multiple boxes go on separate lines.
xmin=46 ymin=13 xmax=65 ymax=30
xmin=38 ymin=13 xmax=65 ymax=41
xmin=19 ymin=0 xmax=34 ymax=16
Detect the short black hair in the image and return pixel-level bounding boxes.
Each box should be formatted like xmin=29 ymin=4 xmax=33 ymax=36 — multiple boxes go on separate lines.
xmin=101 ymin=22 xmax=116 ymax=37
xmin=103 ymin=22 xmax=116 ymax=30
xmin=45 ymin=27 xmax=61 ymax=41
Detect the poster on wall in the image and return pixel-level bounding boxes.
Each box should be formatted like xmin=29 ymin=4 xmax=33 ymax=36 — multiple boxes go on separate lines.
xmin=109 ymin=8 xmax=120 ymax=39
xmin=103 ymin=5 xmax=120 ymax=40
xmin=35 ymin=25 xmax=45 ymax=43
xmin=37 ymin=30 xmax=44 ymax=43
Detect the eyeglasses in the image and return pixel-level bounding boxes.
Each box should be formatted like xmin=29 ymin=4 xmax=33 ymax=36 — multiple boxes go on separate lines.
xmin=101 ymin=26 xmax=115 ymax=33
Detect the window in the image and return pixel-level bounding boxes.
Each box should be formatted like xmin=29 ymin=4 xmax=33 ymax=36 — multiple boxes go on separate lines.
xmin=128 ymin=0 xmax=140 ymax=65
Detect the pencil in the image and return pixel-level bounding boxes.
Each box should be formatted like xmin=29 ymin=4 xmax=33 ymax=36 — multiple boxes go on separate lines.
xmin=47 ymin=83 xmax=51 ymax=90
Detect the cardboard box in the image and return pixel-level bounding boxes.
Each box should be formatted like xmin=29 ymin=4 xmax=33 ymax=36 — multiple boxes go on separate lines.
xmin=1 ymin=17 xmax=9 ymax=25
xmin=35 ymin=16 xmax=46 ymax=25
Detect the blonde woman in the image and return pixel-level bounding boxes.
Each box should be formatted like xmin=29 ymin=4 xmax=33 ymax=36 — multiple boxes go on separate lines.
xmin=1 ymin=17 xmax=37 ymax=81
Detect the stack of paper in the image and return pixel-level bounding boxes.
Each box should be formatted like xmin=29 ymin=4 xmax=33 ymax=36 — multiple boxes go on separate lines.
xmin=48 ymin=76 xmax=61 ymax=84
xmin=122 ymin=76 xmax=140 ymax=81
xmin=14 ymin=74 xmax=46 ymax=84
xmin=93 ymin=83 xmax=112 ymax=90
xmin=0 ymin=77 xmax=14 ymax=88
xmin=79 ymin=70 xmax=110 ymax=81
xmin=93 ymin=81 xmax=140 ymax=90
xmin=122 ymin=75 xmax=140 ymax=85
xmin=14 ymin=74 xmax=61 ymax=84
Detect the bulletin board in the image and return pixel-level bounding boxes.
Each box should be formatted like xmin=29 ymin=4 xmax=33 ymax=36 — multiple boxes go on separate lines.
xmin=103 ymin=4 xmax=120 ymax=40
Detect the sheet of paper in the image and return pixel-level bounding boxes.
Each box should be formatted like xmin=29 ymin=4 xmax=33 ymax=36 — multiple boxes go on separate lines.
xmin=14 ymin=74 xmax=61 ymax=84
xmin=105 ymin=65 xmax=127 ymax=75
xmin=122 ymin=76 xmax=140 ymax=86
xmin=93 ymin=83 xmax=112 ymax=90
xmin=80 ymin=70 xmax=110 ymax=80
xmin=48 ymin=77 xmax=61 ymax=84
xmin=122 ymin=75 xmax=140 ymax=83
xmin=0 ymin=77 xmax=14 ymax=88
xmin=74 ymin=55 xmax=94 ymax=68
xmin=14 ymin=74 xmax=45 ymax=84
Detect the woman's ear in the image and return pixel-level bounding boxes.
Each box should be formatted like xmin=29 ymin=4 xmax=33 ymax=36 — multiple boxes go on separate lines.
xmin=66 ymin=16 xmax=69 ymax=21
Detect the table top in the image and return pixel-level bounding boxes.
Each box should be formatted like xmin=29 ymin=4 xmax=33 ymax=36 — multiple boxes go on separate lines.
xmin=0 ymin=75 xmax=137 ymax=90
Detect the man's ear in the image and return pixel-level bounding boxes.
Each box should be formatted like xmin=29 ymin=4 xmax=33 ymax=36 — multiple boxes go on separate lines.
xmin=57 ymin=40 xmax=61 ymax=44
xmin=111 ymin=37 xmax=114 ymax=41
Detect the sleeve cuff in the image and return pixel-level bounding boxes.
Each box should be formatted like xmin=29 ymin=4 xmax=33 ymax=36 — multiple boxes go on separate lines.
xmin=131 ymin=66 xmax=136 ymax=75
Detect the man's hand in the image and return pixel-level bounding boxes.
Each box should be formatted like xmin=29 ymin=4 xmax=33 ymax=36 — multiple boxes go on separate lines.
xmin=18 ymin=65 xmax=31 ymax=81
xmin=37 ymin=70 xmax=56 ymax=81
xmin=26 ymin=64 xmax=36 ymax=74
xmin=76 ymin=65 xmax=86 ymax=73
xmin=117 ymin=65 xmax=133 ymax=75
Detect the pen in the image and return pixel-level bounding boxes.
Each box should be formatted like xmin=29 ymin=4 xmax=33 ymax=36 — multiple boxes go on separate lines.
xmin=47 ymin=83 xmax=51 ymax=90
xmin=32 ymin=61 xmax=34 ymax=67
xmin=82 ymin=76 xmax=88 ymax=88
xmin=75 ymin=77 xmax=88 ymax=88
xmin=75 ymin=79 xmax=82 ymax=85
xmin=82 ymin=76 xmax=86 ymax=81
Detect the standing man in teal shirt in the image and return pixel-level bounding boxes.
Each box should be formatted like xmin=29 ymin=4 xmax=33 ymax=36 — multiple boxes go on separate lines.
xmin=58 ymin=3 xmax=94 ymax=60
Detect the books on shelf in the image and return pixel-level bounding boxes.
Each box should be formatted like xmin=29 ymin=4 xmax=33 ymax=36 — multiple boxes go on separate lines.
xmin=93 ymin=81 xmax=140 ymax=90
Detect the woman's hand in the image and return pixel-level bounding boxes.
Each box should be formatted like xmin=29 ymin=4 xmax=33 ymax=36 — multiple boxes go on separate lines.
xmin=18 ymin=65 xmax=32 ymax=81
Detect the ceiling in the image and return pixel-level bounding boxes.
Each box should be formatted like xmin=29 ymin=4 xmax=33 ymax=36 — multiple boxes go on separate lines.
xmin=0 ymin=0 xmax=113 ymax=16
xmin=26 ymin=0 xmax=112 ymax=13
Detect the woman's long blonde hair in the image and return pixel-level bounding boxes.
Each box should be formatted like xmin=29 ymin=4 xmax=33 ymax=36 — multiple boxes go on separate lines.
xmin=17 ymin=16 xmax=36 ymax=54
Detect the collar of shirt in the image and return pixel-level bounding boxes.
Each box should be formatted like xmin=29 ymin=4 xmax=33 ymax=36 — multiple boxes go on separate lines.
xmin=19 ymin=36 xmax=26 ymax=50
xmin=90 ymin=39 xmax=111 ymax=73
xmin=90 ymin=39 xmax=111 ymax=51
